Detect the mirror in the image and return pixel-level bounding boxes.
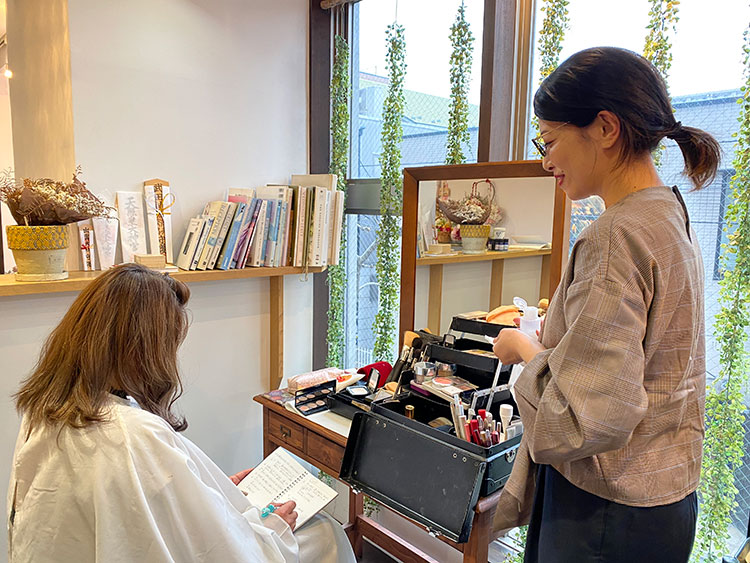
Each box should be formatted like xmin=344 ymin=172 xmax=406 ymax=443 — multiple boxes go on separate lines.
xmin=399 ymin=161 xmax=568 ymax=342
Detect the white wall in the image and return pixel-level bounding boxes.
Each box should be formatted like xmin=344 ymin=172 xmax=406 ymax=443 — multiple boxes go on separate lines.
xmin=1 ymin=3 xmax=311 ymax=560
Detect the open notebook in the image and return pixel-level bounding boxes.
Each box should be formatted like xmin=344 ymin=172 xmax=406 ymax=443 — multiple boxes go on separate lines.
xmin=238 ymin=447 xmax=338 ymax=528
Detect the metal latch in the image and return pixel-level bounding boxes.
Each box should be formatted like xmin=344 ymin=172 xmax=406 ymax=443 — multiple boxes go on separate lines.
xmin=426 ymin=527 xmax=442 ymax=539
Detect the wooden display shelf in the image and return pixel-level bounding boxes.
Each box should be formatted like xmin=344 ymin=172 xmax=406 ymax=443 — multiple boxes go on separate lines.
xmin=419 ymin=248 xmax=552 ymax=335
xmin=0 ymin=265 xmax=325 ymax=391
xmin=416 ymin=247 xmax=551 ymax=266
xmin=0 ymin=265 xmax=325 ymax=297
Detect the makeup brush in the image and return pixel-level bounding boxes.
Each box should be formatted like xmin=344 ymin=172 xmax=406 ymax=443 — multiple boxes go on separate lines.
xmin=385 ymin=331 xmax=420 ymax=384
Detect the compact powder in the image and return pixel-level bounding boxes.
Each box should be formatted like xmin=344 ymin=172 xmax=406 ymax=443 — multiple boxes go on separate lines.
xmin=347 ymin=386 xmax=369 ymax=397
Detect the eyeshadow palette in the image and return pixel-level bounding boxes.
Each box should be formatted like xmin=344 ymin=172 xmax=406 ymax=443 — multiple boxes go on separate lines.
xmin=294 ymin=379 xmax=336 ymax=416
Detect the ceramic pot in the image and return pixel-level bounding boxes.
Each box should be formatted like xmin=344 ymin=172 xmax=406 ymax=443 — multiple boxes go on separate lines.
xmin=460 ymin=224 xmax=491 ymax=255
xmin=6 ymin=225 xmax=70 ymax=281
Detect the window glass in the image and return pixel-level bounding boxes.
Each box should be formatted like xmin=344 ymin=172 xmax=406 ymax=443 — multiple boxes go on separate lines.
xmin=344 ymin=0 xmax=484 ymax=368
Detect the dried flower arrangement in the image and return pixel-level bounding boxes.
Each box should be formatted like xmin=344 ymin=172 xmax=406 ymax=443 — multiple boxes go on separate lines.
xmin=0 ymin=167 xmax=110 ymax=226
xmin=437 ymin=179 xmax=496 ymax=225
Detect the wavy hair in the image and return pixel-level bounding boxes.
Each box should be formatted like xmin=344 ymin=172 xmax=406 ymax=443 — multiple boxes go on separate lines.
xmin=15 ymin=263 xmax=191 ymax=431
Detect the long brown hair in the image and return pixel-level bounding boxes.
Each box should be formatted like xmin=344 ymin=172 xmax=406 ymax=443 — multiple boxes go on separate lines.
xmin=15 ymin=263 xmax=191 ymax=431
xmin=534 ymin=47 xmax=721 ymax=190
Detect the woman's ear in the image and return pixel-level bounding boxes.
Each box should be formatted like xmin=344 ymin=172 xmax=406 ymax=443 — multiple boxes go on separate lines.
xmin=593 ymin=110 xmax=621 ymax=150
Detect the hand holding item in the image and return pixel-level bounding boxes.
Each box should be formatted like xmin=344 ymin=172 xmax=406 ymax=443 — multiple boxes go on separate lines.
xmin=493 ymin=328 xmax=545 ymax=365
xmin=271 ymin=500 xmax=298 ymax=531
xmin=229 ymin=468 xmax=253 ymax=486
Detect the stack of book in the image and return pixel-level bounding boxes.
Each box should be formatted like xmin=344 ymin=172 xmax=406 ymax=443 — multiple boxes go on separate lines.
xmin=175 ymin=174 xmax=345 ymax=271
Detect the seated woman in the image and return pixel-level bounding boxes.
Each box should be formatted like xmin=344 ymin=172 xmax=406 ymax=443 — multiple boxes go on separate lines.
xmin=8 ymin=263 xmax=356 ymax=563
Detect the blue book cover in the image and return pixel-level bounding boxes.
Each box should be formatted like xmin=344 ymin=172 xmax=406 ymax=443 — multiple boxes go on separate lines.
xmin=231 ymin=198 xmax=260 ymax=269
xmin=217 ymin=201 xmax=247 ymax=270
xmin=260 ymin=200 xmax=275 ymax=265
xmin=265 ymin=199 xmax=283 ymax=267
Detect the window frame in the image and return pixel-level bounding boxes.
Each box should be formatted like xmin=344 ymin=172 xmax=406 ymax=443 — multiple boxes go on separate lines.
xmin=309 ymin=0 xmax=538 ymax=367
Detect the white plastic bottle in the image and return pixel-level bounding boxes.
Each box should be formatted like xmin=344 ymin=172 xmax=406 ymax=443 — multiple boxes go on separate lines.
xmin=520 ymin=306 xmax=541 ymax=337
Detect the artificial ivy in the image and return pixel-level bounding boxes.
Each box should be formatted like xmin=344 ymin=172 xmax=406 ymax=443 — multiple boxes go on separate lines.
xmin=530 ymin=0 xmax=570 ymax=139
xmin=327 ymin=34 xmax=350 ymax=369
xmin=643 ymin=0 xmax=680 ymax=166
xmin=445 ymin=1 xmax=474 ymax=165
xmin=692 ymin=17 xmax=750 ymax=561
xmin=372 ymin=22 xmax=406 ymax=362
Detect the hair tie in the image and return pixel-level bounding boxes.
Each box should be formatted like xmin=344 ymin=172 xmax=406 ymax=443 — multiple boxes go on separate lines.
xmin=666 ymin=121 xmax=683 ymax=139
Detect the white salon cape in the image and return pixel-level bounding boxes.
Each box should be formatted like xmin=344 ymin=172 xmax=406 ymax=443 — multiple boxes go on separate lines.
xmin=7 ymin=395 xmax=356 ymax=563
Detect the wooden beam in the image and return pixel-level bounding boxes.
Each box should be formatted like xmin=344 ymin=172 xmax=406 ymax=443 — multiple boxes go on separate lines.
xmin=269 ymin=276 xmax=284 ymax=391
xmin=478 ymin=0 xmax=517 ymax=162
xmin=398 ymin=169 xmax=419 ymax=348
xmin=427 ymin=264 xmax=443 ymax=335
xmin=489 ymin=259 xmax=504 ymax=310
xmin=310 ymin=0 xmax=332 ymax=369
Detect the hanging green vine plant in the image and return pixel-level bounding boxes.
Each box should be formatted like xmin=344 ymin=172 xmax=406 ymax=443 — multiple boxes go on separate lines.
xmin=327 ymin=34 xmax=350 ymax=369
xmin=692 ymin=19 xmax=750 ymax=562
xmin=445 ymin=1 xmax=474 ymax=165
xmin=372 ymin=22 xmax=406 ymax=362
xmin=530 ymin=0 xmax=570 ymax=139
xmin=643 ymin=0 xmax=680 ymax=166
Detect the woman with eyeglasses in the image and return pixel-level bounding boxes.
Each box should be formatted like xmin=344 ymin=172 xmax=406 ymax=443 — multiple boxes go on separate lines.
xmin=492 ymin=47 xmax=718 ymax=562
xmin=7 ymin=263 xmax=356 ymax=563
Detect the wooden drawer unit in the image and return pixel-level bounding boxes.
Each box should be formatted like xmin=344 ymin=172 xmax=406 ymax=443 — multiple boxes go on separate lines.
xmin=268 ymin=410 xmax=305 ymax=451
xmin=308 ymin=431 xmax=345 ymax=474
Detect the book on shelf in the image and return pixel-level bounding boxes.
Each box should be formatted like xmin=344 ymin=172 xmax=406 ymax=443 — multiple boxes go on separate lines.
xmin=280 ymin=188 xmax=294 ymax=266
xmin=216 ymin=201 xmax=247 ymax=270
xmin=328 ymin=190 xmax=345 ymax=266
xmin=195 ymin=201 xmax=229 ymax=270
xmin=190 ymin=215 xmax=214 ymax=270
xmin=232 ymin=198 xmax=260 ymax=269
xmin=292 ymin=185 xmax=308 ymax=267
xmin=206 ymin=201 xmax=237 ymax=269
xmin=248 ymin=200 xmax=270 ymax=267
xmin=264 ymin=199 xmax=282 ymax=268
xmin=176 ymin=217 xmax=206 ymax=271
xmin=237 ymin=447 xmax=337 ymax=529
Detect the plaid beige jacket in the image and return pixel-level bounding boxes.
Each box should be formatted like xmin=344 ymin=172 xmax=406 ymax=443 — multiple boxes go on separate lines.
xmin=494 ymin=186 xmax=705 ymax=531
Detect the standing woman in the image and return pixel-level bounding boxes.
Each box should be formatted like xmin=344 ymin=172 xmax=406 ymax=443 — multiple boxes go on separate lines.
xmin=7 ymin=263 xmax=356 ymax=563
xmin=492 ymin=47 xmax=719 ymax=562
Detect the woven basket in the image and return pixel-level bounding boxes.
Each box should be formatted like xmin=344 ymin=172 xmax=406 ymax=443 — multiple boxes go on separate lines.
xmin=6 ymin=225 xmax=69 ymax=250
xmin=437 ymin=179 xmax=495 ymax=224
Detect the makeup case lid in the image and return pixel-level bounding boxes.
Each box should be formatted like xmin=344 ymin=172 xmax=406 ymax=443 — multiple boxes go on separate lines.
xmin=339 ymin=411 xmax=487 ymax=542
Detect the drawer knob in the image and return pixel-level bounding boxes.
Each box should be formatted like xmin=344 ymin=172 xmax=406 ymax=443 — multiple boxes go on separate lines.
xmin=280 ymin=425 xmax=291 ymax=439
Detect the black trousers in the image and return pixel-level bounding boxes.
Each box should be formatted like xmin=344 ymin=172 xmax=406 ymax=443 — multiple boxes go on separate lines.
xmin=523 ymin=465 xmax=697 ymax=563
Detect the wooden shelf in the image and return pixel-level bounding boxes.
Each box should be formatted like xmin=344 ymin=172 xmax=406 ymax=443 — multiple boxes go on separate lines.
xmin=416 ymin=248 xmax=551 ymax=266
xmin=0 ymin=266 xmax=326 ymax=297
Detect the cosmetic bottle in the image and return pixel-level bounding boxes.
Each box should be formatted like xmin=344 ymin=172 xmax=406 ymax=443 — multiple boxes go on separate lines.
xmin=520 ymin=306 xmax=541 ymax=337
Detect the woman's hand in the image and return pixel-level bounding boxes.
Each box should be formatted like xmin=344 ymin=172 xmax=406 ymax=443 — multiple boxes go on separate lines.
xmin=229 ymin=468 xmax=253 ymax=486
xmin=273 ymin=501 xmax=299 ymax=531
xmin=493 ymin=328 xmax=545 ymax=364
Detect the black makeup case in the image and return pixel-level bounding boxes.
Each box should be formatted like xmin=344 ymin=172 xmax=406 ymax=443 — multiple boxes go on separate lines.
xmin=339 ymin=389 xmax=521 ymax=543
xmin=338 ymin=317 xmax=524 ymax=542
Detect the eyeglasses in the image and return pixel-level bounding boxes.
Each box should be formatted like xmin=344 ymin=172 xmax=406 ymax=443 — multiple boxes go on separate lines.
xmin=531 ymin=122 xmax=570 ymax=157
